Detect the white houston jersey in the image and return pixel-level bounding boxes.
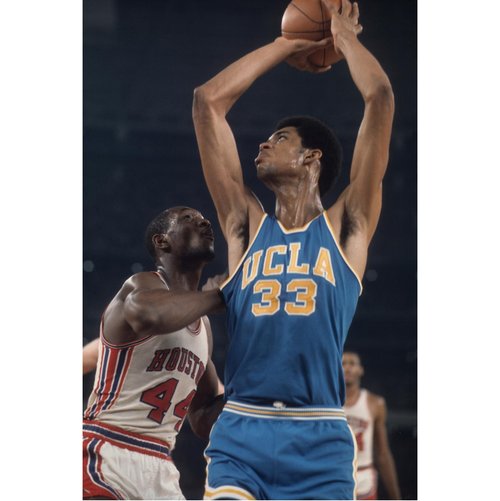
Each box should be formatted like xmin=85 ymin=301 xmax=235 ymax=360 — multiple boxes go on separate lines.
xmin=84 ymin=317 xmax=209 ymax=449
xmin=344 ymin=389 xmax=374 ymax=469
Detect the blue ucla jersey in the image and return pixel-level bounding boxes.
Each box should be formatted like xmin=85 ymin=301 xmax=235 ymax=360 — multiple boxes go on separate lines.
xmin=221 ymin=212 xmax=362 ymax=407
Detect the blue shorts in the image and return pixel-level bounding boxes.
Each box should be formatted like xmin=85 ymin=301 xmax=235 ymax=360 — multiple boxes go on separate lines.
xmin=204 ymin=401 xmax=357 ymax=500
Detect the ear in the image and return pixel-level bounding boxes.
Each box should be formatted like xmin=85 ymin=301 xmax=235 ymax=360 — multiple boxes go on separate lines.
xmin=152 ymin=233 xmax=171 ymax=253
xmin=303 ymin=148 xmax=322 ymax=165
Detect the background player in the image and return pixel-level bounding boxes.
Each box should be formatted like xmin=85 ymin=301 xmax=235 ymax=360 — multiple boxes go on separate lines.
xmin=192 ymin=0 xmax=394 ymax=499
xmin=83 ymin=206 xmax=225 ymax=500
xmin=83 ymin=338 xmax=99 ymax=376
xmin=343 ymin=351 xmax=401 ymax=499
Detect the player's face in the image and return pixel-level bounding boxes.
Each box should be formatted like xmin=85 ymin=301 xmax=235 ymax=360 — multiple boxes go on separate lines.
xmin=168 ymin=208 xmax=215 ymax=261
xmin=342 ymin=353 xmax=363 ymax=385
xmin=254 ymin=127 xmax=307 ymax=183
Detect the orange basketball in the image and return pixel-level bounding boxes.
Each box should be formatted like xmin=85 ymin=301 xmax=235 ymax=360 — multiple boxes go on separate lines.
xmin=281 ymin=0 xmax=343 ymax=68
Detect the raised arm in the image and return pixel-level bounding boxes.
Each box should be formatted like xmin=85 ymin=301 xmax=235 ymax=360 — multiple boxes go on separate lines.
xmin=103 ymin=272 xmax=223 ymax=344
xmin=192 ymin=37 xmax=332 ymax=270
xmin=324 ymin=1 xmax=394 ymax=275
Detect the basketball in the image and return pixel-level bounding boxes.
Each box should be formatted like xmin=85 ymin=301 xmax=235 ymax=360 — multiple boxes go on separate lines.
xmin=281 ymin=0 xmax=343 ymax=68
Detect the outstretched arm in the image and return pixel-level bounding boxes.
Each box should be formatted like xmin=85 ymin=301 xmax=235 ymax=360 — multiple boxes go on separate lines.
xmin=192 ymin=37 xmax=332 ymax=271
xmin=324 ymin=0 xmax=394 ymax=276
xmin=123 ymin=273 xmax=223 ymax=338
xmin=103 ymin=272 xmax=223 ymax=344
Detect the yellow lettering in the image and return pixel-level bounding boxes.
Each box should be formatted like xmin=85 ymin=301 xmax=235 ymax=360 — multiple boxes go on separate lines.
xmin=312 ymin=247 xmax=336 ymax=285
xmin=287 ymin=242 xmax=310 ymax=274
xmin=262 ymin=245 xmax=287 ymax=276
xmin=252 ymin=280 xmax=281 ymax=316
xmin=242 ymin=250 xmax=263 ymax=289
xmin=285 ymin=279 xmax=317 ymax=316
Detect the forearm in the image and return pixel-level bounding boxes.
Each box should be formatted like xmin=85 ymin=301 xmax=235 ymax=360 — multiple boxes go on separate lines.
xmin=336 ymin=33 xmax=393 ymax=103
xmin=83 ymin=338 xmax=99 ymax=375
xmin=193 ymin=38 xmax=292 ymax=116
xmin=188 ymin=394 xmax=225 ymax=440
xmin=125 ymin=289 xmax=223 ymax=336
xmin=376 ymin=453 xmax=401 ymax=499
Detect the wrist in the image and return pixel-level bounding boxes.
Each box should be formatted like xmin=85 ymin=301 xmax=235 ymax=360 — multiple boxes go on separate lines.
xmin=334 ymin=31 xmax=358 ymax=53
xmin=273 ymin=36 xmax=297 ymax=55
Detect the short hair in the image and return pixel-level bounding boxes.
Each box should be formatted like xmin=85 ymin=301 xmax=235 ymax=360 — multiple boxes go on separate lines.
xmin=343 ymin=350 xmax=363 ymax=365
xmin=144 ymin=207 xmax=184 ymax=261
xmin=274 ymin=116 xmax=342 ymax=197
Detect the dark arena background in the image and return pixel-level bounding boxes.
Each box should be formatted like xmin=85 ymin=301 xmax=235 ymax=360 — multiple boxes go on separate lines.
xmin=83 ymin=1 xmax=416 ymax=499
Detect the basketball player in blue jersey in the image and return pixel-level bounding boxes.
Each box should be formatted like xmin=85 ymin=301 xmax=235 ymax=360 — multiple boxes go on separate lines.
xmin=192 ymin=0 xmax=394 ymax=499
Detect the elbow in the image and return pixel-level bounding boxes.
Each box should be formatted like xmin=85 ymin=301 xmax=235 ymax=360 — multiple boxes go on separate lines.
xmin=193 ymin=83 xmax=229 ymax=123
xmin=193 ymin=85 xmax=218 ymax=122
xmin=188 ymin=414 xmax=211 ymax=441
xmin=365 ymin=81 xmax=395 ymax=112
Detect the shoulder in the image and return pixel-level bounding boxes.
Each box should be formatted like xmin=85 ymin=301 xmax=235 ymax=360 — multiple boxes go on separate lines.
xmin=201 ymin=315 xmax=211 ymax=333
xmin=122 ymin=271 xmax=166 ymax=293
xmin=201 ymin=316 xmax=213 ymax=352
xmin=366 ymin=390 xmax=387 ymax=419
xmin=111 ymin=272 xmax=165 ymax=307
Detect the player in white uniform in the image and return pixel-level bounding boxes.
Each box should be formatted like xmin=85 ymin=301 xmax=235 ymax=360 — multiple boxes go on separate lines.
xmin=83 ymin=206 xmax=225 ymax=500
xmin=342 ymin=351 xmax=401 ymax=500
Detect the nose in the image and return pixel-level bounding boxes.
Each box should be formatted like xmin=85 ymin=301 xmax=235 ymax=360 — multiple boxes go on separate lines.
xmin=199 ymin=218 xmax=211 ymax=229
xmin=259 ymin=141 xmax=271 ymax=151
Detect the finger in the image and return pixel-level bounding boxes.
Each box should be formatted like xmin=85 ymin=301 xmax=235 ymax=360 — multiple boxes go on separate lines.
xmin=313 ymin=65 xmax=332 ymax=74
xmin=352 ymin=2 xmax=360 ymax=22
xmin=314 ymin=37 xmax=333 ymax=48
xmin=355 ymin=24 xmax=363 ymax=35
xmin=286 ymin=60 xmax=307 ymax=71
xmin=341 ymin=0 xmax=352 ymax=17
xmin=306 ymin=61 xmax=332 ymax=73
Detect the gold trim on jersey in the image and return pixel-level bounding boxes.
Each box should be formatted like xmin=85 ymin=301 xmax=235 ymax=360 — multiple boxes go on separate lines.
xmin=204 ymin=485 xmax=256 ymax=500
xmin=322 ymin=212 xmax=363 ymax=294
xmin=275 ymin=212 xmax=323 ymax=234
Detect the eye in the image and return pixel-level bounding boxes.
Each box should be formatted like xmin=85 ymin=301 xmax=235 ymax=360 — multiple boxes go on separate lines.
xmin=182 ymin=214 xmax=193 ymax=221
xmin=276 ymin=134 xmax=287 ymax=143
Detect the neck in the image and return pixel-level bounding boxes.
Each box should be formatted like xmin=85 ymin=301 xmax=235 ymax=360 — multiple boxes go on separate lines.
xmin=157 ymin=262 xmax=202 ymax=292
xmin=345 ymin=384 xmax=361 ymax=401
xmin=273 ymin=179 xmax=323 ymax=228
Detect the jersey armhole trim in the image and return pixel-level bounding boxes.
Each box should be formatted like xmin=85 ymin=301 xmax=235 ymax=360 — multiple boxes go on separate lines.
xmin=220 ymin=213 xmax=268 ymax=291
xmin=322 ymin=212 xmax=363 ymax=295
xmin=100 ymin=317 xmax=154 ymax=349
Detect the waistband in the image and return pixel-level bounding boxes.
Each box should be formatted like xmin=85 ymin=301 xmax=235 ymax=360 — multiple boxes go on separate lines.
xmin=223 ymin=400 xmax=346 ymax=421
xmin=358 ymin=463 xmax=375 ymax=471
xmin=83 ymin=420 xmax=171 ymax=461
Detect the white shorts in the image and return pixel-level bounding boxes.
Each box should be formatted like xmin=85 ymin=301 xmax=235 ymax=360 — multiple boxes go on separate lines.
xmin=83 ymin=420 xmax=184 ymax=500
xmin=356 ymin=465 xmax=378 ymax=499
